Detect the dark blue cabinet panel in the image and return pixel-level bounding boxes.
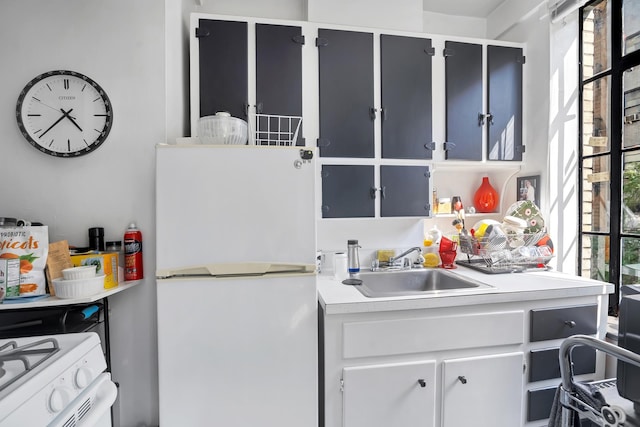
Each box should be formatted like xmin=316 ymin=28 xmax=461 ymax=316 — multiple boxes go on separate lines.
xmin=317 ymin=29 xmax=374 ymax=158
xmin=380 ymin=34 xmax=433 ymax=159
xmin=321 ymin=165 xmax=375 ymax=218
xmin=380 ymin=166 xmax=431 ymax=217
xmin=488 ymin=45 xmax=524 ymax=161
xmin=444 ymin=41 xmax=483 ymax=160
xmin=256 ymin=24 xmax=303 ymax=145
xmin=197 ymin=19 xmax=248 ymax=120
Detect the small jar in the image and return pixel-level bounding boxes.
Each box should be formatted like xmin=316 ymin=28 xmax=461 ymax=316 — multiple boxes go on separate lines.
xmin=502 ymin=216 xmax=527 ymax=235
xmin=502 ymin=216 xmax=527 ymax=247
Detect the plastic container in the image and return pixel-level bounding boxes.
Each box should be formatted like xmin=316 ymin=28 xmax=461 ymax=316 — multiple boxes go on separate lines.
xmin=198 ymin=112 xmax=248 ymax=145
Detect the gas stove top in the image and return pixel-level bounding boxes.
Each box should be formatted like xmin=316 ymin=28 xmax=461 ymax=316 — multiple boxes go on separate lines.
xmin=0 ymin=333 xmax=112 ymax=426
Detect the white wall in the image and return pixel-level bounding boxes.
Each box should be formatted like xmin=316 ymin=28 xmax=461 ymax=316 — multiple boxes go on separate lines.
xmin=423 ymin=11 xmax=487 ymax=38
xmin=308 ymin=0 xmax=423 ymax=32
xmin=0 ymin=1 xmax=163 ymax=425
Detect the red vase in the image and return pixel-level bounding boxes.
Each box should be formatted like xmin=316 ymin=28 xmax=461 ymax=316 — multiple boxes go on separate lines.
xmin=473 ymin=177 xmax=498 ymax=213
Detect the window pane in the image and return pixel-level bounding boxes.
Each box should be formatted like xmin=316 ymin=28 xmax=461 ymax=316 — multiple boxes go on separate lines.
xmin=622 ymin=237 xmax=640 ymax=284
xmin=582 ymin=155 xmax=611 ymax=233
xmin=581 ymin=234 xmax=610 ymax=282
xmin=624 ymin=66 xmax=640 ymax=149
xmin=623 ymin=0 xmax=640 ymax=55
xmin=583 ymin=77 xmax=611 ymax=154
xmin=623 ymin=152 xmax=640 ymax=233
xmin=583 ymin=0 xmax=610 ymax=80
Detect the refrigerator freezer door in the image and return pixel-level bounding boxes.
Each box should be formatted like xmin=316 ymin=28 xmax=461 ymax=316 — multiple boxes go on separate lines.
xmin=156 ymin=145 xmax=316 ymax=270
xmin=157 ymin=273 xmax=318 ymax=426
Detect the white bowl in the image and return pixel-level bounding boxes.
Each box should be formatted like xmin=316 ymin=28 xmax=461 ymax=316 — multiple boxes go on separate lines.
xmin=198 ymin=113 xmax=248 ymax=145
xmin=62 ymin=266 xmax=97 ymax=280
xmin=53 ymin=275 xmax=105 ymax=299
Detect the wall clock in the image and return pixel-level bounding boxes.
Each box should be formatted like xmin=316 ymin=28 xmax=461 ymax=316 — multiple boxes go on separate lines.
xmin=16 ymin=70 xmax=113 ymax=157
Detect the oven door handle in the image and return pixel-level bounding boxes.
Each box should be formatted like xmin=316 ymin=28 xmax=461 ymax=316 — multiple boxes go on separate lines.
xmin=48 ymin=373 xmax=117 ymax=427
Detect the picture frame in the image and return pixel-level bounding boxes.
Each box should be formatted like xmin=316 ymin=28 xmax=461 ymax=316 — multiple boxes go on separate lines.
xmin=517 ymin=175 xmax=540 ymax=207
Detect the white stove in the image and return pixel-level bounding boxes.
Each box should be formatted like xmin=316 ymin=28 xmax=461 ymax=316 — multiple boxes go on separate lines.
xmin=0 ymin=332 xmax=116 ymax=427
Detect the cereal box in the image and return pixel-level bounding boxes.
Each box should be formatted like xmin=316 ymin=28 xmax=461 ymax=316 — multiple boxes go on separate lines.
xmin=0 ymin=226 xmax=49 ymax=297
xmin=71 ymin=252 xmax=118 ymax=289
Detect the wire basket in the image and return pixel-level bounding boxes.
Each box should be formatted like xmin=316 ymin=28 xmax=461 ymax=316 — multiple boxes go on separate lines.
xmin=458 ymin=230 xmax=553 ymax=273
xmin=253 ymin=114 xmax=302 ymax=146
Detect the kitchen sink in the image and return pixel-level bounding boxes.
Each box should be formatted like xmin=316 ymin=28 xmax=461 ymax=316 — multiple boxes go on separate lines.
xmin=351 ymin=268 xmax=494 ymax=298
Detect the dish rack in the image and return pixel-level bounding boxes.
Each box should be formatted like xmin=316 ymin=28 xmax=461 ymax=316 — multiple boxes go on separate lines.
xmin=252 ymin=113 xmax=302 ymax=146
xmin=457 ymin=230 xmax=553 ymax=274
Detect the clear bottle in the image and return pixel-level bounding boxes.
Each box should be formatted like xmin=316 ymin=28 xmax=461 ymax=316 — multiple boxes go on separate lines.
xmin=347 ymin=240 xmax=360 ymax=275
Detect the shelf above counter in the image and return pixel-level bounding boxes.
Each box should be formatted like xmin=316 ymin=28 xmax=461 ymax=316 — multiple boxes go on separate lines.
xmin=0 ymin=280 xmax=144 ymax=310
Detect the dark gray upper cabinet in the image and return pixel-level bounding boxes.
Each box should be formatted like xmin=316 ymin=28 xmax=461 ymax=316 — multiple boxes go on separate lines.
xmin=444 ymin=41 xmax=483 ymax=161
xmin=317 ymin=29 xmax=375 ymax=158
xmin=197 ymin=19 xmax=248 ymax=120
xmin=321 ymin=165 xmax=375 ymax=218
xmin=380 ymin=35 xmax=433 ymax=159
xmin=380 ymin=166 xmax=431 ymax=217
xmin=488 ymin=45 xmax=524 ymax=161
xmin=256 ymin=24 xmax=304 ymax=145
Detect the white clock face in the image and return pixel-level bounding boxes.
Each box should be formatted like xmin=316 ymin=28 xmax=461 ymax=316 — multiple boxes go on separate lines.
xmin=16 ymin=70 xmax=113 ymax=157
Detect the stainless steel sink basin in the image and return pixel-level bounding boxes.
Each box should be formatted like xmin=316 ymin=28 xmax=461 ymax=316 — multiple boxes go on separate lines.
xmin=351 ymin=269 xmax=493 ymax=298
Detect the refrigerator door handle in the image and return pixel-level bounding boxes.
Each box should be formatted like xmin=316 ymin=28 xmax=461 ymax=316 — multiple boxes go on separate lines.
xmin=157 ymin=262 xmax=315 ymax=279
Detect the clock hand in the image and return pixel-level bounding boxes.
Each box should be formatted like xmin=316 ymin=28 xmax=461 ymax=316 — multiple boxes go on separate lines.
xmin=60 ymin=108 xmax=83 ymax=132
xmin=39 ymin=111 xmax=67 ymax=138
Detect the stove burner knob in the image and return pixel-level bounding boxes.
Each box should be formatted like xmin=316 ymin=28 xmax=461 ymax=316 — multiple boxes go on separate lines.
xmin=74 ymin=367 xmax=94 ymax=389
xmin=48 ymin=387 xmax=73 ymax=413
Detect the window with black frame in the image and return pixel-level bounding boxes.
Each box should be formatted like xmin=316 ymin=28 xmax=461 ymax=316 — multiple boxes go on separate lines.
xmin=579 ymin=0 xmax=640 ymax=315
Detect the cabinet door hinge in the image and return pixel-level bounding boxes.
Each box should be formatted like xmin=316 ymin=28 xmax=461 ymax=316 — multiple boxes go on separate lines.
xmin=195 ymin=27 xmax=210 ymax=38
xmin=316 ymin=37 xmax=329 ymax=47
xmin=425 ymin=47 xmax=435 ymax=56
xmin=443 ymin=48 xmax=455 ymax=57
xmin=292 ymin=35 xmax=305 ymax=45
xmin=517 ymin=55 xmax=526 ymax=64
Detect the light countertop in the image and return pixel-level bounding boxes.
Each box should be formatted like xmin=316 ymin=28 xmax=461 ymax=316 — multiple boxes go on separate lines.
xmin=318 ymin=265 xmax=614 ymax=314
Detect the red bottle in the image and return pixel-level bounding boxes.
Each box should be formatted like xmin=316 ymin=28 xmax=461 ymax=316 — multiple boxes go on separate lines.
xmin=124 ymin=222 xmax=144 ymax=281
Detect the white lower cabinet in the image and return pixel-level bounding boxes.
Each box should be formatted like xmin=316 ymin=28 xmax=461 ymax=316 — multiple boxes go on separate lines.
xmin=441 ymin=352 xmax=524 ymax=427
xmin=343 ymin=360 xmax=437 ymax=427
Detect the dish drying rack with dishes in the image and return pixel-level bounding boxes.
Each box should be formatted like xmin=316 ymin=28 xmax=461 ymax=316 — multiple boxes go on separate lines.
xmin=457 ymin=231 xmax=553 ymax=273
xmin=457 ymin=230 xmax=553 ymax=274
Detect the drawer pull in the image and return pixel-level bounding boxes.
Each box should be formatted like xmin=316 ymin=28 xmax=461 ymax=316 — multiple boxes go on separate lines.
xmin=417 ymin=379 xmax=426 ymax=388
xmin=565 ymin=320 xmax=577 ymax=328
xmin=457 ymin=376 xmax=468 ymax=384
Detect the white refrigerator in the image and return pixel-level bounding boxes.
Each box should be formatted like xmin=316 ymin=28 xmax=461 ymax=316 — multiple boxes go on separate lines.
xmin=155 ymin=144 xmax=318 ymax=427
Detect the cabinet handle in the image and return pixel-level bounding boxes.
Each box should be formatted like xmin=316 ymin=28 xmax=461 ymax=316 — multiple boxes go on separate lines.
xmin=565 ymin=320 xmax=577 ymax=328
xmin=417 ymin=379 xmax=426 ymax=388
xmin=369 ymin=187 xmax=377 ymax=199
xmin=369 ymin=107 xmax=377 ymax=121
xmin=457 ymin=376 xmax=467 ymax=384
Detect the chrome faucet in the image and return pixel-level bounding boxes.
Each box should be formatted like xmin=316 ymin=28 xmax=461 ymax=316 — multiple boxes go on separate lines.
xmin=388 ymin=247 xmax=422 ymax=266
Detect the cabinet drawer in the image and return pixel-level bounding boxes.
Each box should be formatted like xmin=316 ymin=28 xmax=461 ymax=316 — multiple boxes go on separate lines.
xmin=530 ymin=304 xmax=597 ymax=342
xmin=527 ymin=386 xmax=557 ymax=422
xmin=343 ymin=310 xmax=524 ymax=359
xmin=529 ymin=345 xmax=596 ymax=382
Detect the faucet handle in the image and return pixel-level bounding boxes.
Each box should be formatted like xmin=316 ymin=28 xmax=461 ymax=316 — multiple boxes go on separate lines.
xmin=403 ymin=258 xmax=411 ymax=268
